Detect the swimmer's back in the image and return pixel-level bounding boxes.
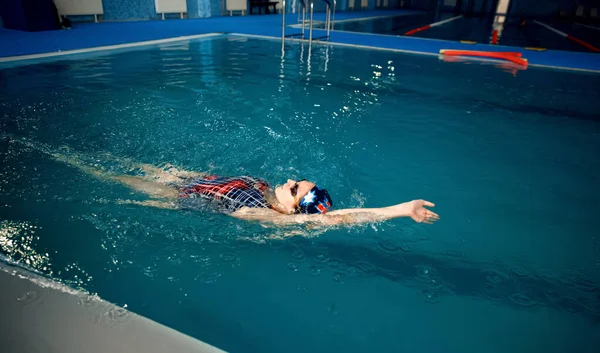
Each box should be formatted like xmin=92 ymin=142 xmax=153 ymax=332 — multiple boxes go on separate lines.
xmin=178 ymin=176 xmax=270 ymax=213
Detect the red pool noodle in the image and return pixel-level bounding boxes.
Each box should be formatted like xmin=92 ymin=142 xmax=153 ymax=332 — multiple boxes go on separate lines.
xmin=404 ymin=15 xmax=463 ymax=36
xmin=405 ymin=25 xmax=431 ymax=36
xmin=440 ymin=50 xmax=528 ymax=66
xmin=566 ymin=35 xmax=600 ymax=52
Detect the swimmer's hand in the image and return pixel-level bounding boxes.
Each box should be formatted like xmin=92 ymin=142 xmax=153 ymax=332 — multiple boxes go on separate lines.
xmin=407 ymin=200 xmax=439 ymax=224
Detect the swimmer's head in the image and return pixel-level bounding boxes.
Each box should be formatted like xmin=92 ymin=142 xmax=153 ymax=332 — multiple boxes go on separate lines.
xmin=274 ymin=179 xmax=333 ymax=214
xmin=298 ymin=185 xmax=333 ymax=214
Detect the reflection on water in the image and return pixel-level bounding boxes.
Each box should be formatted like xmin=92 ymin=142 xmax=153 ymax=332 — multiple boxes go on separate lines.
xmin=0 ymin=220 xmax=93 ymax=290
xmin=0 ymin=220 xmax=50 ymax=271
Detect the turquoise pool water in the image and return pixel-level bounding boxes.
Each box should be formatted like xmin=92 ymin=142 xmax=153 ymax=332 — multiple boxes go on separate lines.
xmin=1 ymin=35 xmax=599 ymax=352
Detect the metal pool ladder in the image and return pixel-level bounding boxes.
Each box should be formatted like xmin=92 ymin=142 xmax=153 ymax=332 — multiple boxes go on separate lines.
xmin=281 ymin=0 xmax=336 ymax=42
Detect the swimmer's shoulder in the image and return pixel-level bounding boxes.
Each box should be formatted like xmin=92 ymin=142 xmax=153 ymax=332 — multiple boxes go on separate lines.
xmin=232 ymin=206 xmax=280 ymax=217
xmin=230 ymin=206 xmax=284 ymax=222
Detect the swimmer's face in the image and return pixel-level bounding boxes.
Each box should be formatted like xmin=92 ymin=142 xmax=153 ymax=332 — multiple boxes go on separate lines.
xmin=275 ymin=179 xmax=315 ymax=213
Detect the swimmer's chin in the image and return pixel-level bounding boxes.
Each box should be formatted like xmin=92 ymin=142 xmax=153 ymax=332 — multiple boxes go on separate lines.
xmin=263 ymin=187 xmax=277 ymax=198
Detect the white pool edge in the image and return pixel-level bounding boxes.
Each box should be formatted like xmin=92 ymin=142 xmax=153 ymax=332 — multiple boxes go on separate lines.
xmin=0 ymin=261 xmax=226 ymax=353
xmin=0 ymin=33 xmax=222 ymax=63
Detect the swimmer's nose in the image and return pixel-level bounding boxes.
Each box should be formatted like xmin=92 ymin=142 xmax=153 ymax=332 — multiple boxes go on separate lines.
xmin=287 ymin=179 xmax=294 ymax=186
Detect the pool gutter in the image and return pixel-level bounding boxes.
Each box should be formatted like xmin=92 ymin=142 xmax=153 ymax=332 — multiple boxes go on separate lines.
xmin=0 ymin=33 xmax=222 ymax=64
xmin=233 ymin=32 xmax=600 ymax=74
xmin=0 ymin=260 xmax=225 ymax=353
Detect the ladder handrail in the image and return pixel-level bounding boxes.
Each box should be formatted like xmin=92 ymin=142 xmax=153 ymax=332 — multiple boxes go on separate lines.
xmin=282 ymin=0 xmax=336 ymax=43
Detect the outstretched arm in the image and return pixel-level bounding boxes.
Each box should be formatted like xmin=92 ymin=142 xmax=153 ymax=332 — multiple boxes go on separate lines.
xmin=328 ymin=199 xmax=439 ymax=224
xmin=230 ymin=200 xmax=439 ymax=227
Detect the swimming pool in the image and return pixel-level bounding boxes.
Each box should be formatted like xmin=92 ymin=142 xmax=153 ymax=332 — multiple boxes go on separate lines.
xmin=1 ymin=34 xmax=599 ymax=352
xmin=323 ymin=13 xmax=600 ymax=53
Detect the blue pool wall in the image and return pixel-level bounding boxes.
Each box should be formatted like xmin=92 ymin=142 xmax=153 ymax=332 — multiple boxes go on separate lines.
xmin=99 ymin=0 xmax=219 ymax=20
xmin=186 ymin=0 xmax=214 ymax=18
xmin=102 ymin=0 xmax=156 ymax=20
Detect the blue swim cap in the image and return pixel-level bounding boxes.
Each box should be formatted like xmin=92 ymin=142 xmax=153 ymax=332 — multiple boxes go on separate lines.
xmin=298 ymin=186 xmax=333 ymax=214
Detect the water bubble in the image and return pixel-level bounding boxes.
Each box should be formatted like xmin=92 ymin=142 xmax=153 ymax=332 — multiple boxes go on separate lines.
xmin=308 ymin=265 xmax=322 ymax=276
xmin=417 ymin=266 xmax=431 ymax=277
xmin=415 ymin=265 xmax=444 ymax=289
xmin=315 ymin=253 xmax=329 ymax=263
xmin=415 ymin=265 xmax=437 ymax=280
xmin=332 ymin=272 xmax=345 ymax=283
xmin=422 ymin=289 xmax=441 ymax=303
xmin=287 ymin=262 xmax=299 ymax=271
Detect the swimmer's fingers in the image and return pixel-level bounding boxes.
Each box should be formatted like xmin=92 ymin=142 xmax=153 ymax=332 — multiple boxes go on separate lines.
xmin=423 ymin=200 xmax=435 ymax=208
xmin=423 ymin=209 xmax=440 ymax=224
xmin=428 ymin=210 xmax=440 ymax=219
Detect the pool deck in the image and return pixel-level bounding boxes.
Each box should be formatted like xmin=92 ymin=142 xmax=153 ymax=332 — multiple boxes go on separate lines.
xmin=0 ymin=261 xmax=224 ymax=353
xmin=1 ymin=10 xmax=599 ymax=72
